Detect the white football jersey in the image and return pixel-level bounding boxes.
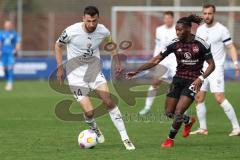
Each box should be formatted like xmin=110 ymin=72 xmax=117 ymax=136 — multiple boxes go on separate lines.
xmin=153 ymin=24 xmax=177 ymax=56
xmin=57 ymin=22 xmax=110 ymax=60
xmin=196 ymin=22 xmax=232 ymax=66
xmin=153 ymin=24 xmax=177 ymax=71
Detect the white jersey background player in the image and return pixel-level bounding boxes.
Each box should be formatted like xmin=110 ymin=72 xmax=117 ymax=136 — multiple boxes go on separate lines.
xmin=139 ymin=11 xmax=177 ymax=115
xmin=191 ymin=4 xmax=240 ymax=136
xmin=55 ymin=6 xmax=135 ymax=150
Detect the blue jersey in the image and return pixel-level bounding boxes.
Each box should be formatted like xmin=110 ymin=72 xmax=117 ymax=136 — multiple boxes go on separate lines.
xmin=0 ymin=30 xmax=20 ymax=55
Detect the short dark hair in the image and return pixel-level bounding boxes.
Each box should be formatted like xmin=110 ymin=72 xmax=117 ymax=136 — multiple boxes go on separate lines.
xmin=203 ymin=3 xmax=216 ymax=12
xmin=163 ymin=11 xmax=174 ymax=17
xmin=84 ymin=6 xmax=99 ymax=16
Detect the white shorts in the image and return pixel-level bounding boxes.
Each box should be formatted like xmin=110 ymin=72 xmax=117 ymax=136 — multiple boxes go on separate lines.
xmin=200 ymin=66 xmax=225 ymax=93
xmin=158 ymin=53 xmax=176 ymax=83
xmin=67 ymin=71 xmax=107 ymax=102
xmin=159 ymin=64 xmax=176 ymax=83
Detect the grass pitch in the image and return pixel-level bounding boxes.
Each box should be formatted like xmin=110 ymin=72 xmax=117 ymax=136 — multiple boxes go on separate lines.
xmin=0 ymin=80 xmax=240 ymax=160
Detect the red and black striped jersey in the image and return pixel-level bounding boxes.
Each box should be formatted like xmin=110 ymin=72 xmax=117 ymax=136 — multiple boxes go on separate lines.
xmin=160 ymin=35 xmax=213 ymax=80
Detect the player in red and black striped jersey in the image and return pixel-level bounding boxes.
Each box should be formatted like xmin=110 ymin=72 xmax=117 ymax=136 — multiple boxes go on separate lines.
xmin=161 ymin=35 xmax=212 ymax=81
xmin=127 ymin=14 xmax=215 ymax=148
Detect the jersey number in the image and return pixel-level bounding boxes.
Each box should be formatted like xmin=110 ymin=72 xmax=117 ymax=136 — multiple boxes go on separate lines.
xmin=73 ymin=89 xmax=82 ymax=99
xmin=189 ymin=84 xmax=197 ymax=93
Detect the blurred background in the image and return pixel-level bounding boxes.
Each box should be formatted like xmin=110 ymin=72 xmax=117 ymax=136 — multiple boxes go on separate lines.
xmin=0 ymin=0 xmax=239 ymax=80
xmin=1 ymin=2 xmax=240 ymax=159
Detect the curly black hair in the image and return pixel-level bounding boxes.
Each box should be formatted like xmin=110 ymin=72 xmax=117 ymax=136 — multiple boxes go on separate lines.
xmin=177 ymin=14 xmax=203 ymax=27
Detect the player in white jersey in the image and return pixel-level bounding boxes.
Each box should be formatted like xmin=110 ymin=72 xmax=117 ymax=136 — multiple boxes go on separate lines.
xmin=55 ymin=6 xmax=135 ymax=150
xmin=139 ymin=11 xmax=177 ymax=115
xmin=190 ymin=4 xmax=240 ymax=136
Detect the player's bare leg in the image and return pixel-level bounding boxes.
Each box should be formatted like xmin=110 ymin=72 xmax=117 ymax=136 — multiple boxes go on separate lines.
xmin=161 ymin=97 xmax=178 ymax=148
xmin=164 ymin=97 xmax=178 ymax=118
xmin=95 ymin=83 xmax=135 ymax=150
xmin=162 ymin=96 xmax=195 ymax=148
xmin=79 ymin=97 xmax=105 ymax=143
xmin=191 ymin=91 xmax=208 ymax=135
xmin=192 ymin=91 xmax=240 ymax=136
xmin=5 ymin=66 xmax=14 ymax=91
xmin=139 ymin=79 xmax=161 ymax=115
xmin=214 ymin=92 xmax=240 ymax=136
xmin=175 ymin=96 xmax=196 ymax=138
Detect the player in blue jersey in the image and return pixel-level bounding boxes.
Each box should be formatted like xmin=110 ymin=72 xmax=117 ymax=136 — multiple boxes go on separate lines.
xmin=0 ymin=20 xmax=21 ymax=91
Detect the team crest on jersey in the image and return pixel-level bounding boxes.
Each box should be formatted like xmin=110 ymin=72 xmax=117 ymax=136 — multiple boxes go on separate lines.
xmin=192 ymin=45 xmax=199 ymax=53
xmin=184 ymin=52 xmax=192 ymax=59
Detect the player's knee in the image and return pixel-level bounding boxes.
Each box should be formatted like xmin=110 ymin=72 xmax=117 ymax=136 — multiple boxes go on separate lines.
xmin=215 ymin=95 xmax=225 ymax=104
xmin=195 ymin=94 xmax=204 ymax=103
xmin=84 ymin=110 xmax=94 ymax=119
xmin=103 ymin=98 xmax=115 ymax=109
xmin=152 ymin=84 xmax=158 ymax=89
xmin=152 ymin=80 xmax=160 ymax=88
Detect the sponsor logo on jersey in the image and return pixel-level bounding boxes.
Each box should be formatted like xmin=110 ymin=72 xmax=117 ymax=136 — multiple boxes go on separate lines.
xmin=181 ymin=52 xmax=199 ymax=65
xmin=184 ymin=52 xmax=192 ymax=59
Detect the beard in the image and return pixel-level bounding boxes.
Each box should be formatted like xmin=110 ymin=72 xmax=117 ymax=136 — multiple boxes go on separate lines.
xmin=204 ymin=17 xmax=214 ymax=25
xmin=85 ymin=24 xmax=97 ymax=33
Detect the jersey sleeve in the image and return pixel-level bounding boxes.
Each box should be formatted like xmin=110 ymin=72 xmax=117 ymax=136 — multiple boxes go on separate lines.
xmin=159 ymin=42 xmax=174 ymax=58
xmin=14 ymin=31 xmax=21 ymax=44
xmin=103 ymin=26 xmax=111 ymax=42
xmin=0 ymin=31 xmax=2 ymax=42
xmin=195 ymin=28 xmax=201 ymax=37
xmin=202 ymin=43 xmax=213 ymax=60
xmin=104 ymin=32 xmax=111 ymax=43
xmin=57 ymin=29 xmax=71 ymax=45
xmin=221 ymin=26 xmax=233 ymax=46
xmin=99 ymin=24 xmax=112 ymax=43
xmin=105 ymin=28 xmax=111 ymax=38
xmin=153 ymin=28 xmax=163 ymax=56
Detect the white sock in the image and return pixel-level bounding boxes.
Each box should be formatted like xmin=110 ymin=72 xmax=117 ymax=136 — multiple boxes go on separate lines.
xmin=196 ymin=102 xmax=207 ymax=130
xmin=109 ymin=106 xmax=129 ymax=141
xmin=144 ymin=86 xmax=157 ymax=109
xmin=84 ymin=114 xmax=97 ymax=129
xmin=220 ymin=99 xmax=240 ymax=130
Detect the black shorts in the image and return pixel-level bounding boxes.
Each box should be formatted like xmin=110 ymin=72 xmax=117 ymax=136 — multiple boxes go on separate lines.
xmin=167 ymin=77 xmax=196 ymax=100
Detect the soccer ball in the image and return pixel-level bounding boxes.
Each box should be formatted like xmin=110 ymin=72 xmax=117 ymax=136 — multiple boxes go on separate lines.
xmin=78 ymin=129 xmax=98 ymax=149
